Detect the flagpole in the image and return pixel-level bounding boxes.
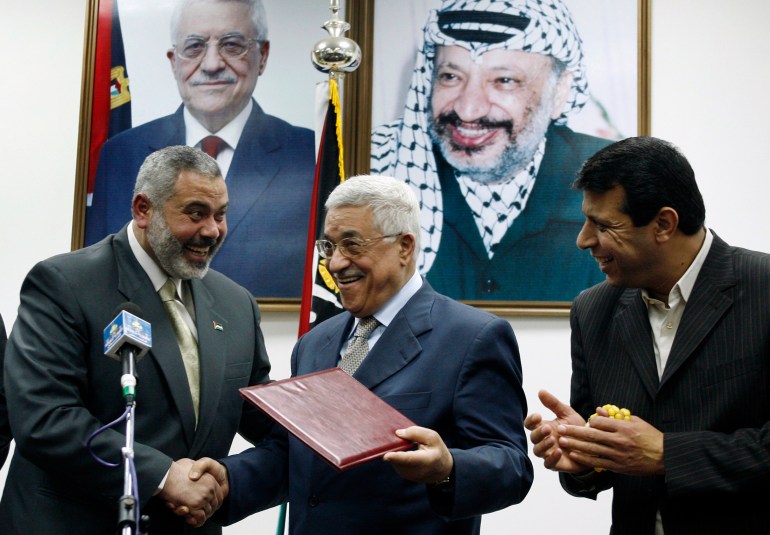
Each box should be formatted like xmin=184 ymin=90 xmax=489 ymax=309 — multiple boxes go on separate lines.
xmin=274 ymin=3 xmax=362 ymax=534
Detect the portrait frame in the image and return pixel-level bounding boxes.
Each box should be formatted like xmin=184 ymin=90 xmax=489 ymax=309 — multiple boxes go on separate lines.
xmin=342 ymin=0 xmax=651 ymax=316
xmin=71 ymin=0 xmax=333 ymax=311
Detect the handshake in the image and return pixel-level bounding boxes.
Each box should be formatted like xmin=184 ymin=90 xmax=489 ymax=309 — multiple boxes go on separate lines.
xmin=159 ymin=457 xmax=226 ymax=527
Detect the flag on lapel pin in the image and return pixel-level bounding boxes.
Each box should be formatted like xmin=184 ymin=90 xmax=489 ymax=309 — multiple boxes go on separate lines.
xmin=86 ymin=0 xmax=132 ymax=206
xmin=297 ymin=79 xmax=346 ymax=337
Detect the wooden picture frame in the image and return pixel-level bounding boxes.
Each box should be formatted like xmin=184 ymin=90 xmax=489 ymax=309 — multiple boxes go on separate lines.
xmin=72 ymin=0 xmax=330 ymax=310
xmin=342 ymin=0 xmax=651 ymax=316
xmin=73 ymin=0 xmax=649 ymax=315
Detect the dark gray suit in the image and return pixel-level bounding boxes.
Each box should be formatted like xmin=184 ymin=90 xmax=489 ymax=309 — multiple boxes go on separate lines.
xmin=0 ymin=314 xmax=10 ymax=468
xmin=562 ymin=232 xmax=770 ymax=534
xmin=0 ymin=226 xmax=277 ymax=534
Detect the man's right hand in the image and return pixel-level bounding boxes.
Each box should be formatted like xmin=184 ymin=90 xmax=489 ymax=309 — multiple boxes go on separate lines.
xmin=161 ymin=458 xmax=228 ymax=527
xmin=524 ymin=389 xmax=591 ymax=473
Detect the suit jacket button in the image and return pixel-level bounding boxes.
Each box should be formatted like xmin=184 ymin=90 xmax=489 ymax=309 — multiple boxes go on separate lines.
xmin=308 ymin=495 xmax=320 ymax=507
xmin=483 ymin=277 xmax=499 ymax=293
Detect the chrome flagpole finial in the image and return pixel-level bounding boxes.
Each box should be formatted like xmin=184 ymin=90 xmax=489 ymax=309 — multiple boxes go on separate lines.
xmin=311 ymin=0 xmax=361 ymax=79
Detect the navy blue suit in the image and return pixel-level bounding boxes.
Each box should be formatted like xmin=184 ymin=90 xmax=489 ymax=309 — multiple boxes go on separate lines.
xmin=219 ymin=280 xmax=533 ymax=534
xmin=85 ymin=101 xmax=315 ymax=298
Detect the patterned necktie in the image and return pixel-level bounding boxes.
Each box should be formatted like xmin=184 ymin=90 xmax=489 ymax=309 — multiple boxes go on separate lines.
xmin=339 ymin=316 xmax=380 ymax=375
xmin=159 ymin=278 xmax=200 ymax=423
xmin=200 ymin=135 xmax=225 ymax=159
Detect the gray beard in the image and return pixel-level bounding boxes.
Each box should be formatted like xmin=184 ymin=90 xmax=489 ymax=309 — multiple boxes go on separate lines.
xmin=429 ymin=105 xmax=552 ymax=185
xmin=428 ymin=80 xmax=557 ymax=185
xmin=147 ymin=213 xmax=220 ymax=280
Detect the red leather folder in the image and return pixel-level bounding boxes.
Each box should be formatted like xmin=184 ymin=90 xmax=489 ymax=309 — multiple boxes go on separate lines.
xmin=239 ymin=367 xmax=415 ymax=471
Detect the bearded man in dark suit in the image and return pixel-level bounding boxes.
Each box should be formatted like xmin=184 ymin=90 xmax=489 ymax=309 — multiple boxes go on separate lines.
xmin=1 ymin=146 xmax=281 ymax=534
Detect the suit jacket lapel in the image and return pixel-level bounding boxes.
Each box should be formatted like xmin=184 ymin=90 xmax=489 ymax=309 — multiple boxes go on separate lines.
xmin=188 ymin=279 xmax=227 ymax=455
xmin=311 ymin=315 xmax=354 ymax=373
xmin=354 ymin=283 xmax=434 ymax=390
xmin=661 ymin=233 xmax=735 ymax=387
xmin=113 ymin=227 xmax=197 ymax=448
xmin=225 ymin=102 xmax=285 ymax=234
xmin=616 ymin=288 xmax=660 ymax=401
xmin=148 ymin=105 xmax=186 ymax=152
xmin=497 ymin=124 xmax=581 ymax=247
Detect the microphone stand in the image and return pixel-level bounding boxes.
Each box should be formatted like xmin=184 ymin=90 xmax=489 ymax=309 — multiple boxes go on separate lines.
xmin=116 ymin=348 xmax=147 ymax=535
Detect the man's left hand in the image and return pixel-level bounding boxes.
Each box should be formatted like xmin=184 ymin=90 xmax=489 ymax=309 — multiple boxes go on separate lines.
xmin=383 ymin=426 xmax=453 ymax=484
xmin=557 ymin=414 xmax=665 ymax=476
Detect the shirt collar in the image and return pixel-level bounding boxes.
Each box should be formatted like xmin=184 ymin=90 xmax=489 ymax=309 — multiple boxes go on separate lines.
xmin=642 ymin=227 xmax=713 ymax=306
xmin=352 ymin=269 xmax=423 ymax=331
xmin=184 ymin=99 xmax=253 ymax=150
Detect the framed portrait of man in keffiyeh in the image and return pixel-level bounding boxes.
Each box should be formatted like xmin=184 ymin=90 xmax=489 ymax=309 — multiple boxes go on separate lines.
xmin=344 ymin=0 xmax=650 ymax=315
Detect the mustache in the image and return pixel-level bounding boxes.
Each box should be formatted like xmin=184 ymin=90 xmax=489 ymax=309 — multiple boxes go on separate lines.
xmin=190 ymin=74 xmax=237 ymax=86
xmin=185 ymin=236 xmax=218 ymax=248
xmin=333 ymin=268 xmax=364 ymax=279
xmin=433 ymin=111 xmax=514 ymax=136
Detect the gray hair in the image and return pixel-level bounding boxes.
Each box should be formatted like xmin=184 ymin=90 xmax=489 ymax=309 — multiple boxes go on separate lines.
xmin=326 ymin=175 xmax=421 ymax=254
xmin=170 ymin=0 xmax=269 ymax=43
xmin=134 ymin=146 xmax=222 ymax=208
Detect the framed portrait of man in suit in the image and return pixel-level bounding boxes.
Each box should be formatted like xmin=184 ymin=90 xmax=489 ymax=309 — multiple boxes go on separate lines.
xmin=342 ymin=0 xmax=650 ymax=315
xmin=73 ymin=0 xmax=332 ymax=305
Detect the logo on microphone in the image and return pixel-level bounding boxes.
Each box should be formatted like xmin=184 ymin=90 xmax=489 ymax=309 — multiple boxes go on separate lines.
xmin=104 ymin=310 xmax=152 ymax=360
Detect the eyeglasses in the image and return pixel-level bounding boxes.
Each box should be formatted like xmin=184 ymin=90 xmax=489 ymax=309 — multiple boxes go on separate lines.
xmin=315 ymin=234 xmax=402 ymax=259
xmin=173 ymin=34 xmax=259 ymax=61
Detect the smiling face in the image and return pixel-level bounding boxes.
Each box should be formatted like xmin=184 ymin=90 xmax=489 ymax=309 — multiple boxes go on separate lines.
xmin=576 ymin=186 xmax=663 ymax=291
xmin=428 ymin=45 xmax=571 ymax=184
xmin=135 ymin=170 xmax=228 ymax=279
xmin=167 ymin=0 xmax=269 ymax=132
xmin=322 ymin=205 xmax=414 ymax=318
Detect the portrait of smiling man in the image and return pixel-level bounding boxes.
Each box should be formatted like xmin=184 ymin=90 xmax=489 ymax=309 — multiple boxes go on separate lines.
xmin=371 ymin=0 xmax=614 ymax=302
xmin=85 ymin=0 xmax=315 ymax=299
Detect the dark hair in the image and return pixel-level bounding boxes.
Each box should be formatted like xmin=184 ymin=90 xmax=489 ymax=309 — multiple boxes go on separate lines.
xmin=573 ymin=136 xmax=705 ymax=235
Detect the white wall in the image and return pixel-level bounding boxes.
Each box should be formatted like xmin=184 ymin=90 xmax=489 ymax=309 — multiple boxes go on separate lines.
xmin=2 ymin=1 xmax=770 ymax=533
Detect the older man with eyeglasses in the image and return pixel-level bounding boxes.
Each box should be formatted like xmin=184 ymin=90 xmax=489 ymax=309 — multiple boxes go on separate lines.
xmin=85 ymin=0 xmax=315 ymax=300
xmin=182 ymin=174 xmax=534 ymax=534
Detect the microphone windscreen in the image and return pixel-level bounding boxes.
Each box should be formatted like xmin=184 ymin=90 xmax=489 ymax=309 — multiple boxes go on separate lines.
xmin=104 ymin=303 xmax=152 ymax=361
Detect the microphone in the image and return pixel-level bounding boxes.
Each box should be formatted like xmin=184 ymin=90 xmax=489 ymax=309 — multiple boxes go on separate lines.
xmin=104 ymin=303 xmax=152 ymax=402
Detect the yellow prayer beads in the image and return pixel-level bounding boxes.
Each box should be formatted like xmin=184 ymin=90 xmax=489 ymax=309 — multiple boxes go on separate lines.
xmin=585 ymin=404 xmax=632 ymax=472
xmin=587 ymin=404 xmax=631 ymax=423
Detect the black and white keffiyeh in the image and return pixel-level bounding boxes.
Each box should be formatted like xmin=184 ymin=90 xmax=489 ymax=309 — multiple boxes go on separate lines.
xmin=371 ymin=0 xmax=586 ymax=272
xmin=458 ymin=138 xmax=545 ymax=258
